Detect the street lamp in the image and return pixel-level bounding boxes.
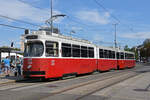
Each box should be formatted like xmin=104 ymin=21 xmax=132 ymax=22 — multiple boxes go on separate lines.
xmin=112 ymin=23 xmax=118 ymax=48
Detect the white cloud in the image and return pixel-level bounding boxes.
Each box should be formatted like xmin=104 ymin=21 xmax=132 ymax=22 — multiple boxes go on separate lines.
xmin=76 ymin=10 xmax=110 ymax=25
xmin=120 ymin=32 xmax=150 ymax=39
xmin=92 ymin=34 xmax=104 ymax=42
xmin=71 ymin=26 xmax=83 ymax=31
xmin=0 ymin=0 xmax=62 ymax=24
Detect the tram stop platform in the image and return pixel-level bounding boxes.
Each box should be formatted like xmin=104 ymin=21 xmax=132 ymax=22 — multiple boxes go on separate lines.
xmin=0 ymin=73 xmax=24 ymax=85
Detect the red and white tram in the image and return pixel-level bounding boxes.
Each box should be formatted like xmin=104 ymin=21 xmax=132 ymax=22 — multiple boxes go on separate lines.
xmin=23 ymin=29 xmax=135 ymax=79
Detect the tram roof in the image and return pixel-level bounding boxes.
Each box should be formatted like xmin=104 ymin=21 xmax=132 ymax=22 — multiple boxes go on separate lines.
xmin=26 ymin=30 xmax=95 ymax=46
xmin=24 ymin=30 xmax=134 ymax=54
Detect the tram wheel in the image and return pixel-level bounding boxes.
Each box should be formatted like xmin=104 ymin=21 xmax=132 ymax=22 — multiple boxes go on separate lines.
xmin=40 ymin=78 xmax=49 ymax=82
xmin=117 ymin=66 xmax=120 ymax=70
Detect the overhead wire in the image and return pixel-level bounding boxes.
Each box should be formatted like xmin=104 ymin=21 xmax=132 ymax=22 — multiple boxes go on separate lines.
xmin=18 ymin=0 xmax=107 ymax=32
xmin=0 ymin=0 xmax=46 ymax=30
xmin=93 ymin=0 xmax=135 ymax=32
xmin=93 ymin=0 xmax=139 ymax=47
xmin=18 ymin=0 xmax=48 ymax=12
xmin=17 ymin=0 xmax=117 ymax=46
xmin=0 ymin=23 xmax=36 ymax=31
xmin=0 ymin=14 xmax=41 ymax=27
xmin=94 ymin=0 xmax=121 ymax=23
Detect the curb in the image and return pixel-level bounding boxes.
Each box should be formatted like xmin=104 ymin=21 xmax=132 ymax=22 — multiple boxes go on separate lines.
xmin=0 ymin=80 xmax=16 ymax=85
xmin=0 ymin=77 xmax=27 ymax=85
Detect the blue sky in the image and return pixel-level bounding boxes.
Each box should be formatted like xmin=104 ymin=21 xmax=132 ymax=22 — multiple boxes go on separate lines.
xmin=0 ymin=0 xmax=149 ymax=48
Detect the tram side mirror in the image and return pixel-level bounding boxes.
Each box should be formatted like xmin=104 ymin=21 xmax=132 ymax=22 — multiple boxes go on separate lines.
xmin=25 ymin=29 xmax=29 ymax=35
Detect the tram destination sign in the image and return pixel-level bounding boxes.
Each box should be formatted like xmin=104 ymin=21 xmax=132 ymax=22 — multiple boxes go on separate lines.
xmin=26 ymin=35 xmax=38 ymax=39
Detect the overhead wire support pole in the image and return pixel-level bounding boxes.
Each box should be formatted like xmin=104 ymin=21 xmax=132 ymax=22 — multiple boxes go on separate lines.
xmin=50 ymin=0 xmax=53 ymax=34
xmin=113 ymin=23 xmax=118 ymax=48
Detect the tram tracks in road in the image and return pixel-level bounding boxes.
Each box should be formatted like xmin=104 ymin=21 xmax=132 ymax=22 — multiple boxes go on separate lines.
xmin=0 ymin=79 xmax=45 ymax=91
xmin=75 ymin=72 xmax=139 ymax=100
xmin=0 ymin=68 xmax=133 ymax=92
xmin=40 ymin=69 xmax=139 ymax=100
xmin=0 ymin=67 xmax=138 ymax=95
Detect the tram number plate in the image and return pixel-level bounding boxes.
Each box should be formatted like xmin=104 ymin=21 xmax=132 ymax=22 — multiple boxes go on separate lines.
xmin=51 ymin=60 xmax=55 ymax=66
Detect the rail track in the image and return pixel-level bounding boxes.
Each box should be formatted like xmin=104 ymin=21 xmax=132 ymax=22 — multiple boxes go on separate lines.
xmin=39 ymin=68 xmax=139 ymax=100
xmin=0 ymin=68 xmax=134 ymax=91
xmin=0 ymin=67 xmax=141 ymax=100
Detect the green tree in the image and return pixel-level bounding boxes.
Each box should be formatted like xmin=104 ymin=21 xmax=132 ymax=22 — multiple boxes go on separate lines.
xmin=124 ymin=45 xmax=131 ymax=51
xmin=140 ymin=42 xmax=150 ymax=62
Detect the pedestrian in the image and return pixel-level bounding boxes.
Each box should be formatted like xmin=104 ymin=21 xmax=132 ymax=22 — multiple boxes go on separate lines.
xmin=2 ymin=56 xmax=11 ymax=77
xmin=16 ymin=56 xmax=22 ymax=76
xmin=0 ymin=64 xmax=2 ymax=75
xmin=0 ymin=62 xmax=5 ymax=75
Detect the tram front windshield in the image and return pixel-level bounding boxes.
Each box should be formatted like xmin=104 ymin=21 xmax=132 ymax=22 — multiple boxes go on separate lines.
xmin=24 ymin=41 xmax=44 ymax=57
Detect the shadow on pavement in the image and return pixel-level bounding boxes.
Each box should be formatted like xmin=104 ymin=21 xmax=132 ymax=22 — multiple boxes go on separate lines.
xmin=136 ymin=69 xmax=150 ymax=73
xmin=134 ymin=84 xmax=150 ymax=92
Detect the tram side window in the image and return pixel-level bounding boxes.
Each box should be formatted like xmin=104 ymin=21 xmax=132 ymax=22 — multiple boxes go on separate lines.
xmin=99 ymin=49 xmax=104 ymax=58
xmin=88 ymin=47 xmax=94 ymax=58
xmin=62 ymin=43 xmax=71 ymax=57
xmin=112 ymin=51 xmax=115 ymax=59
xmin=120 ymin=52 xmax=124 ymax=59
xmin=72 ymin=45 xmax=80 ymax=57
xmin=132 ymin=54 xmax=135 ymax=59
xmin=109 ymin=51 xmax=112 ymax=58
xmin=107 ymin=50 xmax=110 ymax=58
xmin=125 ymin=53 xmax=133 ymax=59
xmin=125 ymin=53 xmax=128 ymax=59
xmin=117 ymin=52 xmax=120 ymax=59
xmin=129 ymin=54 xmax=134 ymax=59
xmin=104 ymin=50 xmax=107 ymax=58
xmin=81 ymin=46 xmax=88 ymax=58
xmin=45 ymin=41 xmax=59 ymax=57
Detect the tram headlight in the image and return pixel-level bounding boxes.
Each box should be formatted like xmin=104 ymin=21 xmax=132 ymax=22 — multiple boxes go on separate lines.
xmin=27 ymin=65 xmax=32 ymax=69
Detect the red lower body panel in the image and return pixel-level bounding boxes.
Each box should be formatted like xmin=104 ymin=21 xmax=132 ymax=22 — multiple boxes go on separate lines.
xmin=124 ymin=60 xmax=135 ymax=68
xmin=118 ymin=60 xmax=135 ymax=69
xmin=97 ymin=59 xmax=117 ymax=71
xmin=23 ymin=58 xmax=135 ymax=78
xmin=23 ymin=58 xmax=97 ymax=78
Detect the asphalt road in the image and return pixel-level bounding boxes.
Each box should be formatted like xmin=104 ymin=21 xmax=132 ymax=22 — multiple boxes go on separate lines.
xmin=0 ymin=63 xmax=149 ymax=100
